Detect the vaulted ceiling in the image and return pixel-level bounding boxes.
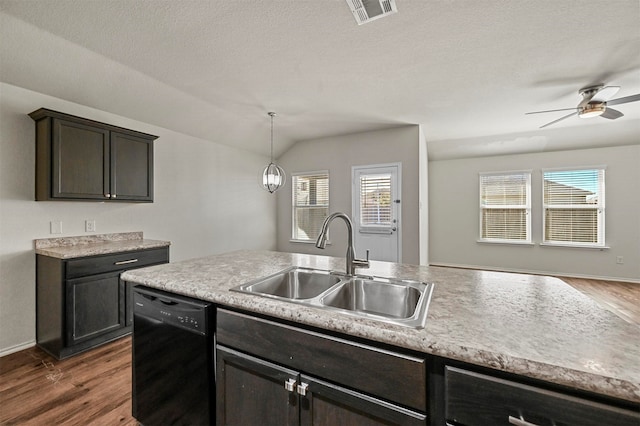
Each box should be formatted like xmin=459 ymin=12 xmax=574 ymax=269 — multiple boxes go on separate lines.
xmin=1 ymin=0 xmax=639 ymax=159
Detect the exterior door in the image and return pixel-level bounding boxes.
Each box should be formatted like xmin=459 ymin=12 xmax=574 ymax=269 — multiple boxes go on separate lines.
xmin=352 ymin=164 xmax=401 ymax=262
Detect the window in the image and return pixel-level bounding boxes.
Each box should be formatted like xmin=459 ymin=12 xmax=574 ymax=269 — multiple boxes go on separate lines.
xmin=292 ymin=172 xmax=329 ymax=241
xmin=359 ymin=173 xmax=392 ymax=228
xmin=543 ymin=168 xmax=605 ymax=247
xmin=479 ymin=172 xmax=531 ymax=243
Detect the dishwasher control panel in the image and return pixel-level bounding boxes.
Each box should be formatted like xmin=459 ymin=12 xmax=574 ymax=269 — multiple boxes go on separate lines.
xmin=133 ymin=287 xmax=211 ymax=334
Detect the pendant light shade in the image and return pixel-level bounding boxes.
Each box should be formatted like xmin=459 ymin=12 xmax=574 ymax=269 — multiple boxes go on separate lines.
xmin=262 ymin=112 xmax=286 ymax=193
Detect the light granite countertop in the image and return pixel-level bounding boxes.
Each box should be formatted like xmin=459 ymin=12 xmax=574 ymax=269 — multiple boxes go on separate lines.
xmin=34 ymin=232 xmax=170 ymax=259
xmin=121 ymin=249 xmax=640 ymax=403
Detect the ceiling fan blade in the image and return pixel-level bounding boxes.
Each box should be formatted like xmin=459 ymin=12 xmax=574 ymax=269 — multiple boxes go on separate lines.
xmin=601 ymin=108 xmax=624 ymax=120
xmin=591 ymin=86 xmax=620 ymax=102
xmin=540 ymin=111 xmax=578 ymax=129
xmin=525 ymin=107 xmax=577 ymax=115
xmin=607 ymin=93 xmax=640 ymax=106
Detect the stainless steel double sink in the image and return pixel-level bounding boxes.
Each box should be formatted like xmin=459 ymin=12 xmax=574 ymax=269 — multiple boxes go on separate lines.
xmin=231 ymin=266 xmax=434 ymax=328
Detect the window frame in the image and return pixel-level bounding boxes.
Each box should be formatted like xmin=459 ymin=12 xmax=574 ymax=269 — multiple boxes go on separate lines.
xmin=478 ymin=170 xmax=532 ymax=245
xmin=290 ymin=170 xmax=330 ymax=244
xmin=541 ymin=166 xmax=606 ymax=248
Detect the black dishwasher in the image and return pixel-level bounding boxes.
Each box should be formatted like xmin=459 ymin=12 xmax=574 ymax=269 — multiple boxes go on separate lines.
xmin=132 ymin=285 xmax=214 ymax=426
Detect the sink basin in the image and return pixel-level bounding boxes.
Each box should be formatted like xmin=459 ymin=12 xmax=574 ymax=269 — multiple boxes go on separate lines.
xmin=231 ymin=267 xmax=434 ymax=328
xmin=320 ymin=278 xmax=424 ymax=319
xmin=233 ymin=267 xmax=343 ymax=300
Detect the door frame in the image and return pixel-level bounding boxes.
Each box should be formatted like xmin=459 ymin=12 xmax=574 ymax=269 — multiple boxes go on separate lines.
xmin=351 ymin=162 xmax=402 ymax=263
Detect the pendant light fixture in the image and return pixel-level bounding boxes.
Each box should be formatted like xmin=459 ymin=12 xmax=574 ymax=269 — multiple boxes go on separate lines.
xmin=262 ymin=112 xmax=286 ymax=193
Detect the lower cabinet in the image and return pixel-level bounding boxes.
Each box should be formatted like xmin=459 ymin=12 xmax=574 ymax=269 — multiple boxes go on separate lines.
xmin=216 ymin=308 xmax=428 ymax=426
xmin=36 ymin=246 xmax=169 ymax=359
xmin=217 ymin=345 xmax=426 ymax=426
xmin=443 ymin=366 xmax=640 ymax=426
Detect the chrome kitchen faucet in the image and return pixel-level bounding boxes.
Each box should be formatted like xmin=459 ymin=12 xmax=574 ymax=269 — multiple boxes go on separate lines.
xmin=315 ymin=212 xmax=370 ymax=276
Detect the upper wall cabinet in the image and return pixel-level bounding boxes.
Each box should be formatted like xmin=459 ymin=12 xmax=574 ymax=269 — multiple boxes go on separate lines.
xmin=30 ymin=108 xmax=158 ymax=202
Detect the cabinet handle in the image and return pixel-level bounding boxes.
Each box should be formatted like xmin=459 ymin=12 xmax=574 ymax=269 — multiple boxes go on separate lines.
xmin=508 ymin=415 xmax=540 ymax=426
xmin=284 ymin=378 xmax=297 ymax=392
xmin=296 ymin=382 xmax=309 ymax=396
xmin=105 ymin=193 xmax=111 ymax=198
xmin=115 ymin=259 xmax=139 ymax=265
xmin=112 ymin=194 xmax=117 ymax=199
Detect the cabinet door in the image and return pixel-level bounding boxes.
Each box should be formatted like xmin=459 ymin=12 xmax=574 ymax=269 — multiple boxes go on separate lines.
xmin=217 ymin=345 xmax=299 ymax=426
xmin=66 ymin=272 xmax=125 ymax=345
xmin=110 ymin=132 xmax=153 ymax=201
xmin=52 ymin=118 xmax=109 ymax=199
xmin=299 ymin=375 xmax=427 ymax=426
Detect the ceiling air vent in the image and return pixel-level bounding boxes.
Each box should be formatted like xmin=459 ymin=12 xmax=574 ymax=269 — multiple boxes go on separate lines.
xmin=345 ymin=0 xmax=398 ymax=25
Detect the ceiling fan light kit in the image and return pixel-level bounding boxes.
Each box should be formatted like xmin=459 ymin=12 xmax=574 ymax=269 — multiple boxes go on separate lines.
xmin=527 ymin=84 xmax=640 ymax=128
xmin=579 ymin=103 xmax=606 ymax=119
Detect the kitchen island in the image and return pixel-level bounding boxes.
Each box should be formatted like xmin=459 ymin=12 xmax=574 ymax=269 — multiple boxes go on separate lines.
xmin=122 ymin=250 xmax=639 ymax=424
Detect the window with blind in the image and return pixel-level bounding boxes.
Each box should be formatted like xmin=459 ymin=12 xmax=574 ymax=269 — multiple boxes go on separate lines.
xmin=479 ymin=172 xmax=531 ymax=243
xmin=359 ymin=173 xmax=392 ymax=227
xmin=543 ymin=168 xmax=605 ymax=246
xmin=292 ymin=172 xmax=329 ymax=241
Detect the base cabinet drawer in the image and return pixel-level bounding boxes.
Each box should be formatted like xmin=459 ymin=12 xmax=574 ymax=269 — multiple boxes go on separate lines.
xmin=444 ymin=366 xmax=640 ymax=426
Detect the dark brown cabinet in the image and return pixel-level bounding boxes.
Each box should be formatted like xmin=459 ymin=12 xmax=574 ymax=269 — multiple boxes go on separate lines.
xmin=443 ymin=366 xmax=640 ymax=426
xmin=217 ymin=345 xmax=427 ymax=426
xmin=30 ymin=108 xmax=156 ymax=202
xmin=36 ymin=246 xmax=169 ymax=359
xmin=216 ymin=309 xmax=428 ymax=426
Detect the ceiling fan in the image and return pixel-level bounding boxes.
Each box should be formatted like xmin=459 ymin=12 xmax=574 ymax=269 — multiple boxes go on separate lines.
xmin=526 ymin=85 xmax=640 ymax=128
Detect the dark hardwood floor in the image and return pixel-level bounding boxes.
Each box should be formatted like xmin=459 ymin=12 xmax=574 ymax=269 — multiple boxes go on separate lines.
xmin=0 ymin=336 xmax=136 ymax=426
xmin=0 ymin=277 xmax=637 ymax=425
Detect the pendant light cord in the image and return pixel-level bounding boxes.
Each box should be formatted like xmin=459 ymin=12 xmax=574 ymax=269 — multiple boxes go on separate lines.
xmin=268 ymin=111 xmax=276 ymax=163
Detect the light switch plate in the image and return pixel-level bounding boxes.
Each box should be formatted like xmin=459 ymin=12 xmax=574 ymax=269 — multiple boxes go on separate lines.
xmin=50 ymin=220 xmax=63 ymax=234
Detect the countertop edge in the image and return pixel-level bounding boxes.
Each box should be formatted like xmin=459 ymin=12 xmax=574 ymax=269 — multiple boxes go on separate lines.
xmin=35 ymin=239 xmax=171 ymax=259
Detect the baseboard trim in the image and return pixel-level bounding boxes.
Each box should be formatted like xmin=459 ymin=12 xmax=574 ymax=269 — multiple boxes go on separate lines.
xmin=0 ymin=340 xmax=36 ymax=358
xmin=427 ymin=262 xmax=640 ymax=284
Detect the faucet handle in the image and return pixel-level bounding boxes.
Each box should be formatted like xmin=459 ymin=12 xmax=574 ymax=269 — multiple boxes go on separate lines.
xmin=353 ymin=249 xmax=370 ymax=269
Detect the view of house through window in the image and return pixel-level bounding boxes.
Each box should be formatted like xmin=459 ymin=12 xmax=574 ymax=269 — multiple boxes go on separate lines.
xmin=543 ymin=168 xmax=605 ymax=246
xmin=479 ymin=172 xmax=531 ymax=242
xmin=292 ymin=172 xmax=329 ymax=241
xmin=359 ymin=173 xmax=392 ymax=227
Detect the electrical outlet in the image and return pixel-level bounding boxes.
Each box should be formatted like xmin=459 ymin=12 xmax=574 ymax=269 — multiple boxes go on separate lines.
xmin=85 ymin=220 xmax=96 ymax=232
xmin=616 ymin=256 xmax=624 ymax=264
xmin=50 ymin=220 xmax=62 ymax=234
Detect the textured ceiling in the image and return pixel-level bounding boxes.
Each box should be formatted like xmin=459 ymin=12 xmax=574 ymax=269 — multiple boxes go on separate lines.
xmin=1 ymin=0 xmax=639 ymax=159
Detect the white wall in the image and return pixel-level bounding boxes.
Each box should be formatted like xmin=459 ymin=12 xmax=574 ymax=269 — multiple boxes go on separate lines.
xmin=276 ymin=126 xmax=422 ymax=265
xmin=428 ymin=144 xmax=640 ymax=282
xmin=0 ymin=83 xmax=276 ymax=354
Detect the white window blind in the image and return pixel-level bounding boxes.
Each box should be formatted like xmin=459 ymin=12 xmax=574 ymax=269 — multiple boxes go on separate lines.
xmin=292 ymin=172 xmax=329 ymax=241
xmin=359 ymin=173 xmax=392 ymax=227
xmin=543 ymin=168 xmax=605 ymax=246
xmin=479 ymin=172 xmax=531 ymax=242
